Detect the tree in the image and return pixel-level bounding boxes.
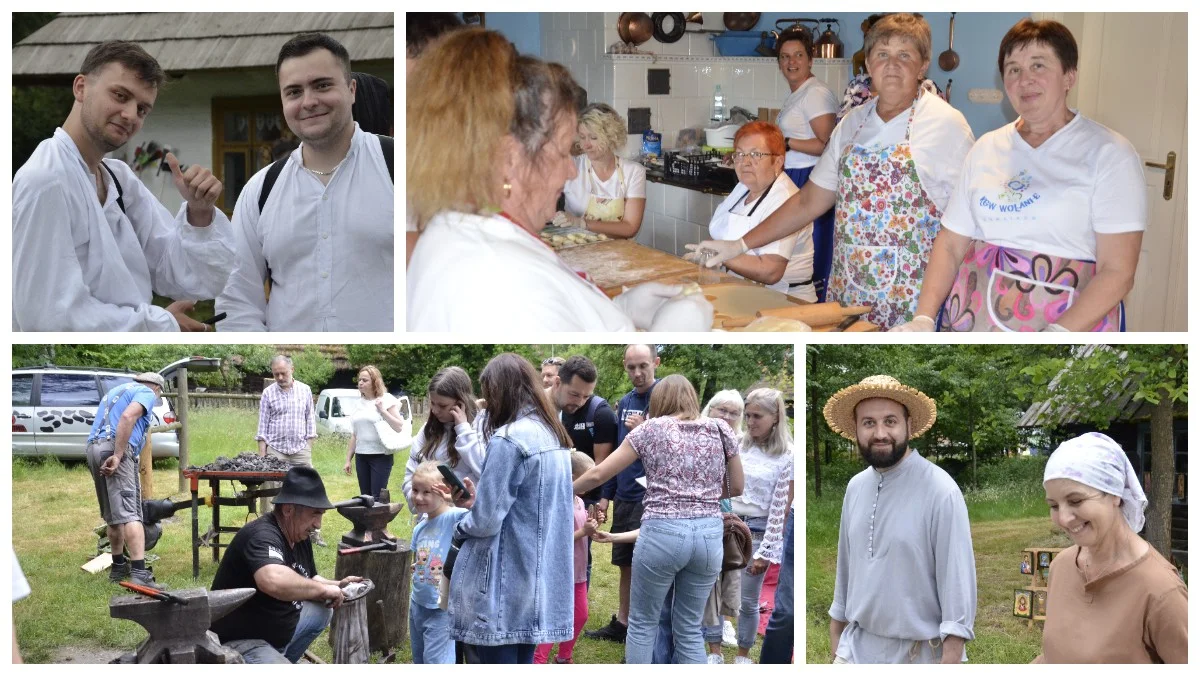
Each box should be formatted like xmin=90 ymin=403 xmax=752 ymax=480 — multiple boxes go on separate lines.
xmin=1021 ymin=344 xmax=1187 ymax=559
xmin=13 ymin=13 xmax=73 ymax=175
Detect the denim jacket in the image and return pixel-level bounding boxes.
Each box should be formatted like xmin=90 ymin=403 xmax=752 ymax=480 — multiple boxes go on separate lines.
xmin=449 ymin=409 xmax=575 ymax=646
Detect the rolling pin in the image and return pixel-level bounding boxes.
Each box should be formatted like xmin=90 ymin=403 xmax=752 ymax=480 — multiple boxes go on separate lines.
xmin=755 ymin=302 xmax=847 ymax=326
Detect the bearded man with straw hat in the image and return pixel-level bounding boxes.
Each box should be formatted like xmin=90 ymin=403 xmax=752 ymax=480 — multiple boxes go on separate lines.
xmin=823 ymin=375 xmax=977 ymax=664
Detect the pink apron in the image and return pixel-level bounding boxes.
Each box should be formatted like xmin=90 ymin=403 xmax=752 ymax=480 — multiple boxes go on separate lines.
xmin=939 ymin=242 xmax=1123 ymax=331
xmin=828 ymin=96 xmax=940 ymax=329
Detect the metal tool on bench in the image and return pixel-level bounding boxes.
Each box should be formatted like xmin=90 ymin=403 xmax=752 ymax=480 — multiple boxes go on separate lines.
xmin=333 ymin=488 xmax=405 ymax=548
xmin=109 ymin=586 xmax=256 ymax=663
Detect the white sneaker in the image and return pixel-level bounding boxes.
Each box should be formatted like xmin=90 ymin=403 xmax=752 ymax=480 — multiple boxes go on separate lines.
xmin=707 ymin=653 xmax=724 ymax=665
xmin=721 ymin=620 xmax=737 ymax=647
xmin=734 ymin=656 xmax=754 ymax=665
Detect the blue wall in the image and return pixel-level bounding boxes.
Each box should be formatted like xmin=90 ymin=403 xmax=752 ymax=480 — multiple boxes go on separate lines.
xmin=484 ymin=12 xmax=542 ymax=56
xmin=756 ymin=12 xmax=1029 ymax=136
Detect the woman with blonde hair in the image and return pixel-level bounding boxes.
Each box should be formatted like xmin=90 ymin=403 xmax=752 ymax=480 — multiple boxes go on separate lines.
xmin=343 ymin=365 xmax=406 ymax=500
xmin=553 ymin=103 xmax=646 ymax=239
xmin=401 ymin=366 xmax=486 ymax=513
xmin=730 ymin=388 xmax=795 ymax=662
xmin=574 ymin=374 xmax=744 ymax=663
xmin=407 ymin=29 xmax=711 ymax=332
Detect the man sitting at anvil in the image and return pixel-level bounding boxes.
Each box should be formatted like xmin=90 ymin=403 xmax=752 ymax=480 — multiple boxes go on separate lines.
xmin=210 ymin=466 xmax=361 ymax=663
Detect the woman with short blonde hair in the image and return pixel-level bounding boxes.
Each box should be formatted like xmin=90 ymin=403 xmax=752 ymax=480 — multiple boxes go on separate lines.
xmin=555 ymin=103 xmax=647 ymax=239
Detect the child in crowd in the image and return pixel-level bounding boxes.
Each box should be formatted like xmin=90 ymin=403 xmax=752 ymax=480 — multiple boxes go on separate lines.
xmin=409 ymin=461 xmax=469 ymax=663
xmin=534 ymin=451 xmax=599 ymax=664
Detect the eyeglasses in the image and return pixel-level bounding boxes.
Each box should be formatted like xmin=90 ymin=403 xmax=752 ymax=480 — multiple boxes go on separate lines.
xmin=730 ymin=151 xmax=779 ymax=163
xmin=712 ymin=407 xmax=741 ymax=418
xmin=542 ymin=357 xmax=565 ymax=367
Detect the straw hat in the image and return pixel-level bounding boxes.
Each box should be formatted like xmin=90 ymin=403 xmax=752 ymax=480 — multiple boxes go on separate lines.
xmin=823 ymin=375 xmax=937 ymax=441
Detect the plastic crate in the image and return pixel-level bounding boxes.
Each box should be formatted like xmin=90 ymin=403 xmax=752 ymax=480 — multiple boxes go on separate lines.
xmin=710 ymin=31 xmax=774 ymax=57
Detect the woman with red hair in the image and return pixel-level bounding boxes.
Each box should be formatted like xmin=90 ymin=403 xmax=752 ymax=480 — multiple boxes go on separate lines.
xmin=702 ymin=122 xmax=816 ymax=301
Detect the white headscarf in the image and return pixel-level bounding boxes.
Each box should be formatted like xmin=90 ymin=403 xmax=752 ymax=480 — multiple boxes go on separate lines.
xmin=1043 ymin=432 xmax=1147 ymax=532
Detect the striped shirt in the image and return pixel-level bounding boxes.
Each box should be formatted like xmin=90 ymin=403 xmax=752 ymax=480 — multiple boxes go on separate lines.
xmin=255 ymin=380 xmax=316 ymax=454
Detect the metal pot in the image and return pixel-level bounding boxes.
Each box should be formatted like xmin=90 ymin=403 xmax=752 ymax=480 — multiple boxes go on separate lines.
xmin=723 ymin=12 xmax=761 ymax=32
xmin=815 ymin=19 xmax=844 ymax=59
xmin=617 ymin=12 xmax=655 ymax=45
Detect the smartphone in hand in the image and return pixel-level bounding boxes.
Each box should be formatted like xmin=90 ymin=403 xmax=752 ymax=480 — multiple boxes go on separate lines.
xmin=201 ymin=312 xmax=227 ymax=325
xmin=437 ymin=464 xmax=471 ymax=501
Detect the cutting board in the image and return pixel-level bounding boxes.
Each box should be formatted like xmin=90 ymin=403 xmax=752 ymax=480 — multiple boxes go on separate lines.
xmin=558 ymin=240 xmax=698 ymax=295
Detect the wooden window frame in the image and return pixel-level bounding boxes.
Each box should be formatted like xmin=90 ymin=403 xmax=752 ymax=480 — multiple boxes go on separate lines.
xmin=211 ymin=96 xmax=288 ymax=216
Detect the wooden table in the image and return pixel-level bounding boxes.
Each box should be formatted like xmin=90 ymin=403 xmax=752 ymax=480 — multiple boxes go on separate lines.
xmin=558 ymin=239 xmax=878 ymax=331
xmin=181 ymin=469 xmax=287 ymax=579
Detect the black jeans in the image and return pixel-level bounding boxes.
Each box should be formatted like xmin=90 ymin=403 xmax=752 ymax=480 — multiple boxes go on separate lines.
xmin=354 ymin=453 xmax=394 ymax=499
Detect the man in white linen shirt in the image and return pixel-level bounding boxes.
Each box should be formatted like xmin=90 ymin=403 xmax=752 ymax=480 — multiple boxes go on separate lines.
xmin=217 ymin=33 xmax=394 ymax=332
xmin=822 ymin=375 xmax=976 ymax=664
xmin=12 ymin=40 xmax=234 ymax=332
xmin=256 ymin=355 xmax=323 ymax=544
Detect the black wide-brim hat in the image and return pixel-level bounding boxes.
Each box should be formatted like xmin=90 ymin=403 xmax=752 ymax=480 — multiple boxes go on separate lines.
xmin=272 ymin=466 xmax=334 ymax=510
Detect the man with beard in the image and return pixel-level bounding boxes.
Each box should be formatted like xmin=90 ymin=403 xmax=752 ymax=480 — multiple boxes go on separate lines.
xmin=549 ymin=355 xmax=617 ymax=582
xmin=211 ymin=467 xmax=361 ymax=663
xmin=12 ymin=41 xmax=234 ymax=331
xmin=822 ymin=375 xmax=976 ymax=664
xmin=218 ymin=33 xmax=394 ymax=331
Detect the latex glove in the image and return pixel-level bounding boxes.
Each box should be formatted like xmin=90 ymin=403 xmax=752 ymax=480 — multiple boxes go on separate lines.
xmin=614 ymin=282 xmax=683 ymax=330
xmin=649 ymin=293 xmax=714 ymax=332
xmin=1043 ymin=323 xmax=1069 ymax=332
xmin=552 ymin=211 xmax=583 ymax=229
xmin=684 ymin=239 xmax=747 ymax=267
xmin=890 ymin=315 xmax=936 ymax=332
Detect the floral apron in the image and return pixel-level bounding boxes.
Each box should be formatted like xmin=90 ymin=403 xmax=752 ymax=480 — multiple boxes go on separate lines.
xmin=938 ymin=242 xmax=1123 ymax=331
xmin=829 ymin=96 xmax=940 ymax=329
xmin=583 ymin=158 xmax=626 ymax=222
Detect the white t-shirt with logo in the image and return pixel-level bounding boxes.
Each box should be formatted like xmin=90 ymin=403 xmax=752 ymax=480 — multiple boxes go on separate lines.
xmin=941 ymin=113 xmax=1147 ymax=261
xmin=777 ymin=77 xmax=839 ymax=170
xmin=563 ymin=155 xmax=647 ymax=217
xmin=811 ymin=92 xmax=975 ymax=214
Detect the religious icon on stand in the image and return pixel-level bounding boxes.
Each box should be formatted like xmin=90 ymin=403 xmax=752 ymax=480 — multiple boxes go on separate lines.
xmin=1020 ymin=551 xmax=1033 ymax=575
xmin=1033 ymin=590 xmax=1048 ymax=618
xmin=1013 ymin=589 xmax=1033 ymax=618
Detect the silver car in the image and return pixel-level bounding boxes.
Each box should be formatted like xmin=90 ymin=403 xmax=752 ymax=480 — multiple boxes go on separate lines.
xmin=11 ymin=358 xmax=219 ymax=460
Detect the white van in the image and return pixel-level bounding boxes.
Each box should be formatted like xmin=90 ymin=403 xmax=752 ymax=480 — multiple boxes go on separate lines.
xmin=316 ymin=389 xmax=413 ymax=450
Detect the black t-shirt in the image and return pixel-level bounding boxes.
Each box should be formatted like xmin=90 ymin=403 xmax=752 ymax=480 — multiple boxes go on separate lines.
xmin=210 ymin=512 xmax=318 ymax=649
xmin=561 ymin=396 xmax=617 ymax=503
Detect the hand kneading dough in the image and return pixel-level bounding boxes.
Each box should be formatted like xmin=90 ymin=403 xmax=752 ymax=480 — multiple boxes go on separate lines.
xmin=650 ymin=294 xmax=713 ymax=332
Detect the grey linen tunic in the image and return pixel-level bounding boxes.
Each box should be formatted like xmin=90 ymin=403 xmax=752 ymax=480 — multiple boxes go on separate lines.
xmin=829 ymin=451 xmax=977 ymax=663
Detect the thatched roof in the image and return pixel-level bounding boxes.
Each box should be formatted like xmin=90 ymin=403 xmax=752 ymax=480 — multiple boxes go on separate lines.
xmin=13 ymin=12 xmax=393 ymax=84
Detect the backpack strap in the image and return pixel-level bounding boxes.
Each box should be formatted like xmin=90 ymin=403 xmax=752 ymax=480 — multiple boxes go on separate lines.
xmin=375 ymin=133 xmax=393 ymax=182
xmin=583 ymin=396 xmax=604 ymax=438
xmin=257 ymin=155 xmax=290 ymax=214
xmin=257 ymin=134 xmax=391 ymax=214
xmin=101 ymin=162 xmax=125 ymax=214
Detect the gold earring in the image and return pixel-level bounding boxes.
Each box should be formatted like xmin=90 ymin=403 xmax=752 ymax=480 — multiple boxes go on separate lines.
xmin=503 ymin=182 xmax=512 ymax=199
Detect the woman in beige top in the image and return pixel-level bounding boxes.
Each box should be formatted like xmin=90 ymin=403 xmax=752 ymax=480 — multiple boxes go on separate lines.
xmin=1038 ymin=433 xmax=1187 ymax=663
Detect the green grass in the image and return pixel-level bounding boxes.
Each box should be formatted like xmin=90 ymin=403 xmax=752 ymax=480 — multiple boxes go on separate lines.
xmin=805 ymin=471 xmax=1070 ymax=664
xmin=12 ymin=408 xmax=766 ymax=663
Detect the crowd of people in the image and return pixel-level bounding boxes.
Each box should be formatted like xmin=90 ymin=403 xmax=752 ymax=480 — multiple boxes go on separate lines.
xmin=73 ymin=346 xmax=794 ymax=664
xmin=406 ymin=13 xmax=1146 ymax=332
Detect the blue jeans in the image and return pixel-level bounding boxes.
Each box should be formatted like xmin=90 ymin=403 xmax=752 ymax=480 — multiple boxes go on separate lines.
xmin=470 ymin=643 xmax=535 ymax=664
xmin=760 ymin=509 xmax=795 ymax=663
xmin=737 ymin=516 xmax=769 ymax=650
xmin=626 ymin=516 xmax=722 ymax=664
xmin=282 ymin=600 xmax=334 ymax=663
xmin=410 ymin=603 xmax=455 ymax=663
xmin=784 ymin=166 xmax=834 ymax=301
xmin=653 ymin=586 xmax=675 ymax=664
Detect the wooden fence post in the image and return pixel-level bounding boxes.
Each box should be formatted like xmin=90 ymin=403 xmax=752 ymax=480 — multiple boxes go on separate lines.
xmin=140 ymin=434 xmax=153 ymax=498
xmin=177 ymin=367 xmax=189 ymax=492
